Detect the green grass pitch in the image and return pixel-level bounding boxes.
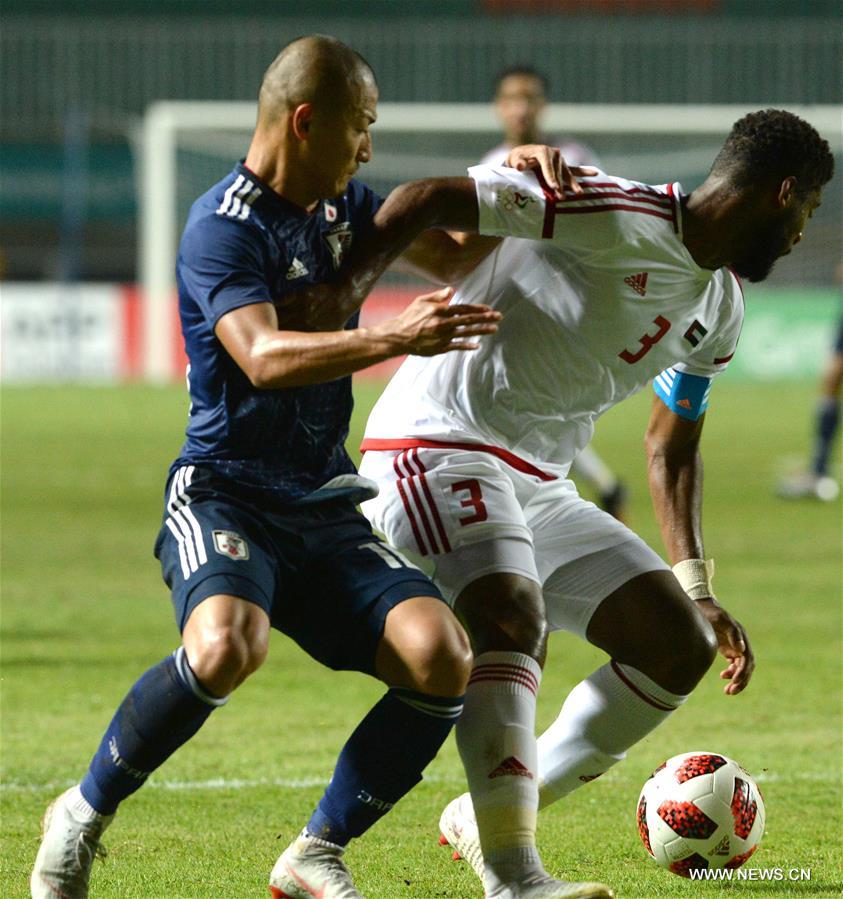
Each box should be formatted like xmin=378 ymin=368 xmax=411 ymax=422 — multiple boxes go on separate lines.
xmin=2 ymin=380 xmax=840 ymax=898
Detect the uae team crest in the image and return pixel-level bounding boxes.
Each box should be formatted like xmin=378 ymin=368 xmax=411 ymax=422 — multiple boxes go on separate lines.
xmin=212 ymin=530 xmax=250 ymax=560
xmin=496 ymin=187 xmax=537 ymax=212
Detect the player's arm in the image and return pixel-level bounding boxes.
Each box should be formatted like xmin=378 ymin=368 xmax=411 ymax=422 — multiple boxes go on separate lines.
xmin=644 ymin=397 xmax=706 ymax=562
xmin=280 ymin=145 xmax=591 ymax=329
xmin=392 ymin=144 xmax=594 ymax=285
xmin=291 ymin=170 xmax=502 ymax=322
xmin=216 ymin=288 xmax=500 ymax=389
xmin=645 ymin=397 xmax=754 ymax=695
xmin=274 ymin=177 xmax=482 ymax=333
xmin=391 ymin=229 xmax=502 ymax=286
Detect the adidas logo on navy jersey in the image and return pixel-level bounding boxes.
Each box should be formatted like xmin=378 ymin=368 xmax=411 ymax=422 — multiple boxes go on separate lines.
xmin=624 ymin=271 xmax=649 ymax=296
xmin=285 ymin=257 xmax=309 ymax=280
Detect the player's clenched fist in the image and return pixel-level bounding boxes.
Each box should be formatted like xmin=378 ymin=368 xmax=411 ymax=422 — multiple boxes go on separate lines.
xmin=374 ymin=286 xmax=501 ymax=356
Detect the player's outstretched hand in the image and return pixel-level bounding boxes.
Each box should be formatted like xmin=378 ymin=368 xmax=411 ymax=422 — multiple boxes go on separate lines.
xmin=694 ymin=598 xmax=755 ymax=695
xmin=378 ymin=286 xmax=501 ymax=356
xmin=504 ymin=144 xmax=599 ymax=200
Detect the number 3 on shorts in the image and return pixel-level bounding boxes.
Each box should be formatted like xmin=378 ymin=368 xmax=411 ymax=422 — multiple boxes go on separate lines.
xmin=452 ymin=479 xmax=488 ymax=525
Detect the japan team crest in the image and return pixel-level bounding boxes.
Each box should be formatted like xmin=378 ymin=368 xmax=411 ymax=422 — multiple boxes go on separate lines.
xmin=324 ymin=221 xmax=353 ymax=269
xmin=212 ymin=530 xmax=249 ymax=560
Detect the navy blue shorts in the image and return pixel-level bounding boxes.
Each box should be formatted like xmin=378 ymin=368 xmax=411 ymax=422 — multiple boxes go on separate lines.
xmin=154 ymin=465 xmax=443 ymax=675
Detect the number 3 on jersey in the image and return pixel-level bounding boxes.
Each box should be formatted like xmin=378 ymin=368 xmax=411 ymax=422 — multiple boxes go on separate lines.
xmin=619 ymin=315 xmax=671 ymax=364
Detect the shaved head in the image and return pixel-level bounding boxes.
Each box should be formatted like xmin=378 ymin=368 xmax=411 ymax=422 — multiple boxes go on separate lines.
xmin=257 ymin=34 xmax=376 ymax=128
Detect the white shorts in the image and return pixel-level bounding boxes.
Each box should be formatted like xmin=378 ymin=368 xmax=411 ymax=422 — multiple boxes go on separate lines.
xmin=359 ymin=446 xmax=668 ymax=639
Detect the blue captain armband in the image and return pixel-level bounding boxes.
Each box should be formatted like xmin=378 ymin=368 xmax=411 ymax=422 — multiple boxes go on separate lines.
xmin=653 ymin=368 xmax=712 ymax=421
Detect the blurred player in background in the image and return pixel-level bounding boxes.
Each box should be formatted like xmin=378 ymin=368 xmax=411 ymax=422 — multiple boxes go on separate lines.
xmin=482 ymin=65 xmax=628 ymax=520
xmin=777 ymin=261 xmax=843 ymax=501
xmin=480 ymin=65 xmax=598 ymax=176
xmin=351 ymin=109 xmax=833 ymax=897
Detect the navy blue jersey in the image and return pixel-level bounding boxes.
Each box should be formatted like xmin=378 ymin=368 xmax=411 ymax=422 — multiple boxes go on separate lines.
xmin=172 ymin=163 xmax=383 ymax=503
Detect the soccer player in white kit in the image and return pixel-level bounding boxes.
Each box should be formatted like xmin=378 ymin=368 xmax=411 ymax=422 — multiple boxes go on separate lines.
xmin=480 ymin=65 xmax=628 ymax=521
xmin=356 ymin=109 xmax=833 ymax=898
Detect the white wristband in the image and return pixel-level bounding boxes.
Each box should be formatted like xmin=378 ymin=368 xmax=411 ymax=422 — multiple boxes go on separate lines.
xmin=672 ymin=558 xmax=716 ymax=600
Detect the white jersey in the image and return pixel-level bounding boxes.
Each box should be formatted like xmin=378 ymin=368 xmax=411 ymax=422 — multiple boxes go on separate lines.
xmin=362 ymin=166 xmax=744 ymax=477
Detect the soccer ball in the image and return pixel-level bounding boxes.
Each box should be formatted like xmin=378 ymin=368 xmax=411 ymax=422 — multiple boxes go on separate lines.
xmin=636 ymin=751 xmax=765 ymax=878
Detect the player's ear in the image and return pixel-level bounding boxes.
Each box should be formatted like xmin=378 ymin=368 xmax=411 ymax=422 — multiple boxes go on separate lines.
xmin=291 ymin=103 xmax=313 ymax=140
xmin=776 ymin=176 xmax=798 ymax=208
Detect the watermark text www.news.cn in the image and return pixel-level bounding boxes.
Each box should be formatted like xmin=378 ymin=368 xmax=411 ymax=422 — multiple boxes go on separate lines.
xmin=690 ymin=868 xmax=812 ymax=882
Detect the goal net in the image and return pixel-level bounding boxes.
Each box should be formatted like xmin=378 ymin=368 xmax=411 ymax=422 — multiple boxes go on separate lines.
xmin=138 ymin=102 xmax=842 ymax=381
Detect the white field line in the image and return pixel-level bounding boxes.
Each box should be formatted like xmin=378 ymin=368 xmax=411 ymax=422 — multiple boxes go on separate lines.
xmin=0 ymin=772 xmax=467 ymax=794
xmin=1 ymin=769 xmax=835 ymax=796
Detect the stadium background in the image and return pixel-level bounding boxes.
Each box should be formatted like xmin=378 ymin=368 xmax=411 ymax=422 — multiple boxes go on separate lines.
xmin=1 ymin=0 xmax=841 ymax=382
xmin=2 ymin=2 xmax=842 ymax=897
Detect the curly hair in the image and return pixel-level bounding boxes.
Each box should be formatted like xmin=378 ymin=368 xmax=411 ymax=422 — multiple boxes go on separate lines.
xmin=710 ymin=109 xmax=834 ymax=196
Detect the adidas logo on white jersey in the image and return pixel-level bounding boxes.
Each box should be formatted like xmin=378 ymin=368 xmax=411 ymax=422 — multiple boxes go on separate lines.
xmin=624 ymin=271 xmax=649 ymax=296
xmin=285 ymin=257 xmax=309 ymax=280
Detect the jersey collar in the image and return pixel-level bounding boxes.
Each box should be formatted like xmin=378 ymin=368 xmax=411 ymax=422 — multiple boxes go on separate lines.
xmin=234 ymin=161 xmax=315 ymax=221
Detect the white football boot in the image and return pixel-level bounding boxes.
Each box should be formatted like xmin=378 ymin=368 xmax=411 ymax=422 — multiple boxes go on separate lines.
xmin=438 ymin=792 xmax=485 ymax=880
xmin=777 ymin=471 xmax=840 ymax=501
xmin=30 ymin=786 xmax=114 ymax=899
xmin=486 ymin=874 xmax=615 ymax=899
xmin=269 ymin=829 xmax=363 ymax=899
xmin=439 ymin=793 xmax=614 ymax=899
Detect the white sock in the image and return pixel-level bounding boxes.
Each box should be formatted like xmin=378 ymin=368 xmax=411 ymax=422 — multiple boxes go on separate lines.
xmin=537 ymin=660 xmax=687 ymax=809
xmin=456 ymin=651 xmax=544 ymax=891
xmin=67 ymin=784 xmax=111 ymax=823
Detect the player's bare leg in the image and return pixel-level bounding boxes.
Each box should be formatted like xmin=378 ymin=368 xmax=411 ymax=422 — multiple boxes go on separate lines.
xmin=32 ymin=595 xmax=263 ymax=899
xmin=536 ymin=571 xmax=717 ymax=808
xmin=271 ymin=596 xmax=471 ymax=899
xmin=444 ymin=573 xmax=613 ymax=899
xmin=439 ymin=570 xmax=712 ymax=897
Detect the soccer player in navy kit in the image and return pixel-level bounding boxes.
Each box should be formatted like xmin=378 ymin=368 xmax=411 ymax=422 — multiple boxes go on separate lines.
xmin=29 ymin=35 xmax=522 ymax=899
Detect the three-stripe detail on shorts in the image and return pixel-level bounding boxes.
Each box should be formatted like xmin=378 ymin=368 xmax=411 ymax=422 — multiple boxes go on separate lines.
xmin=393 ymin=448 xmax=451 ymax=557
xmin=165 ymin=465 xmax=208 ymax=579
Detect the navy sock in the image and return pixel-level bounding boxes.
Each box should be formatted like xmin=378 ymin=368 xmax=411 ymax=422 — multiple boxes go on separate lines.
xmin=80 ymin=648 xmax=225 ymax=814
xmin=812 ymin=397 xmax=840 ymax=476
xmin=306 ymin=688 xmax=464 ymax=845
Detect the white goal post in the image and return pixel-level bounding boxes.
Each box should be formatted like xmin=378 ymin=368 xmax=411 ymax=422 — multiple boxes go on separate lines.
xmin=139 ymin=101 xmax=843 ymax=382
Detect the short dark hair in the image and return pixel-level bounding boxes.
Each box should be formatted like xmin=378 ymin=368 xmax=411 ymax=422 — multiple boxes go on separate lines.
xmin=495 ymin=65 xmax=549 ymax=96
xmin=710 ymin=108 xmax=834 ymax=197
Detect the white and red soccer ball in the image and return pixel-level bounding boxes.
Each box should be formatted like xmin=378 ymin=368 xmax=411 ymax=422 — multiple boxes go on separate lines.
xmin=637 ymin=751 xmax=765 ymax=878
